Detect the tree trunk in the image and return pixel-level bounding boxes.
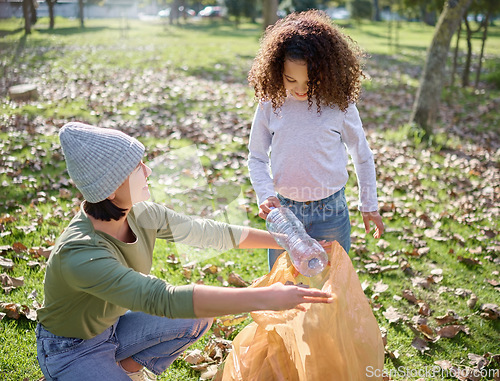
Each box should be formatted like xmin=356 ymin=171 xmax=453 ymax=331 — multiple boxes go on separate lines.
xmin=48 ymin=0 xmax=55 ymax=29
xmin=475 ymin=13 xmax=489 ymax=88
xmin=23 ymin=0 xmax=32 ymax=34
xmin=451 ymin=21 xmax=461 ymax=87
xmin=387 ymin=18 xmax=392 ymax=51
xmin=421 ymin=7 xmax=437 ymax=26
xmin=462 ymin=16 xmax=473 ymax=87
xmin=410 ymin=0 xmax=472 ymax=136
xmin=262 ymin=0 xmax=278 ymax=30
xmin=22 ymin=0 xmax=37 ymax=34
xmin=30 ymin=0 xmax=37 ymax=25
xmin=373 ymin=0 xmax=381 ymax=21
xmin=79 ymin=0 xmax=85 ymax=28
xmin=169 ymin=0 xmax=178 ymax=25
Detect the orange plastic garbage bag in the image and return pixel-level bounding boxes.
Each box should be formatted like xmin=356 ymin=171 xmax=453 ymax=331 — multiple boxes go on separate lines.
xmin=220 ymin=241 xmax=384 ymax=381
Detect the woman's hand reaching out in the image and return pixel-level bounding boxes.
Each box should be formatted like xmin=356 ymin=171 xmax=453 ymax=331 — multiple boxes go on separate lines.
xmin=193 ymin=282 xmax=334 ymax=317
xmin=261 ymin=282 xmax=334 ymax=312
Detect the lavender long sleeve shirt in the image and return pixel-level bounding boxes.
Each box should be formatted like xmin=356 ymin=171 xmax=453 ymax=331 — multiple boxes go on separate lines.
xmin=248 ymin=97 xmax=379 ymax=212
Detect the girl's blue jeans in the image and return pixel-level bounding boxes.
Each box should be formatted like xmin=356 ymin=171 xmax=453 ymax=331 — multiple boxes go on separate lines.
xmin=36 ymin=311 xmax=212 ymax=380
xmin=268 ymin=187 xmax=351 ymax=271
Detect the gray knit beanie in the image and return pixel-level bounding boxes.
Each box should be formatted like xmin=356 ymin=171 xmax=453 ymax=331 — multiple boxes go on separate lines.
xmin=59 ymin=122 xmax=145 ymax=203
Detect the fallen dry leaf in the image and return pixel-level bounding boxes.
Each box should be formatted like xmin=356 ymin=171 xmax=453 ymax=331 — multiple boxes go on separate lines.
xmin=402 ymin=289 xmax=419 ymax=304
xmin=212 ymin=323 xmax=236 ymax=339
xmin=184 ymin=349 xmax=207 ymax=365
xmin=479 ymin=303 xmax=499 ymax=320
xmin=0 ymin=215 xmax=16 ymax=224
xmin=166 ymin=254 xmax=179 ymax=264
xmin=205 ymin=336 xmax=232 ymax=359
xmin=457 ymin=255 xmax=483 ymax=266
xmin=411 ymin=315 xmax=428 ymax=326
xmin=59 ymin=188 xmax=72 ymax=199
xmin=1 ymin=273 xmax=24 ymax=293
xmin=407 ymin=247 xmax=430 ymax=257
xmin=455 ymin=288 xmax=473 ymax=298
xmin=436 ymin=324 xmax=470 ymax=338
xmin=383 ymin=306 xmax=404 ymax=324
xmin=416 ymin=324 xmax=437 ymax=341
xmin=486 ymin=279 xmax=500 ymax=287
xmin=201 ymin=264 xmax=219 ymax=275
xmin=467 ymin=294 xmax=478 ymax=309
xmin=0 ymin=303 xmax=20 ymax=319
xmin=467 ymin=353 xmax=488 ymax=369
xmin=200 ymin=364 xmax=218 ymax=380
xmin=380 ymin=326 xmax=387 ymax=347
xmin=484 ymin=352 xmax=500 ymax=365
xmin=411 ymin=336 xmax=430 ymax=354
xmin=182 ymin=267 xmax=192 ymax=280
xmin=376 ymin=239 xmax=390 ymax=249
xmin=418 ymin=302 xmax=431 ymax=316
xmin=469 ymin=247 xmax=483 ymax=255
xmin=361 ymin=279 xmax=370 ymax=291
xmin=0 ymin=302 xmax=36 ymax=320
xmin=434 ymin=359 xmax=453 ymax=370
xmin=227 ymin=272 xmax=249 ymax=287
xmin=0 ymin=256 xmax=14 ymax=270
xmin=190 ymin=362 xmax=212 ymax=372
xmin=12 ymin=242 xmax=27 ymax=254
xmin=411 ymin=276 xmax=432 ymax=289
xmin=386 ymin=349 xmax=400 ymax=359
xmin=372 ymin=280 xmax=389 ymax=293
xmin=435 ymin=310 xmax=461 ymax=325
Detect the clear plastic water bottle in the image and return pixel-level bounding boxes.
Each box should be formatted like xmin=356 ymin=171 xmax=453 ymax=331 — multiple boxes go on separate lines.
xmin=266 ymin=207 xmax=328 ymax=277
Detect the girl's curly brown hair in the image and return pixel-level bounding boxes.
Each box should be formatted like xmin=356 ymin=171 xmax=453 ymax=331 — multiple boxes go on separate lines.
xmin=248 ymin=10 xmax=365 ymax=113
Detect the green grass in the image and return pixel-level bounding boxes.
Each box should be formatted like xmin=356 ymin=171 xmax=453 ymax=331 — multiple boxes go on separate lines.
xmin=1 ymin=16 xmax=499 ymax=381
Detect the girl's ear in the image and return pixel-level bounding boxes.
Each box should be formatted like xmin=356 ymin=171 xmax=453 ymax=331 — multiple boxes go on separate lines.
xmin=107 ymin=193 xmax=116 ymax=201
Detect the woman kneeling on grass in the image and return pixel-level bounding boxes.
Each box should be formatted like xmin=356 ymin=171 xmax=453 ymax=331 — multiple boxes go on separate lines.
xmin=35 ymin=122 xmax=333 ymax=381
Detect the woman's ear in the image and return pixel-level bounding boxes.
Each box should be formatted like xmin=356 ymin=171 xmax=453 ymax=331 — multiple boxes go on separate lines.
xmin=107 ymin=193 xmax=116 ymax=201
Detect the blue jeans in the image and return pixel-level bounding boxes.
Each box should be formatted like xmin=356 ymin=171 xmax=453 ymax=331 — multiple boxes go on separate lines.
xmin=268 ymin=188 xmax=351 ymax=271
xmin=36 ymin=311 xmax=212 ymax=380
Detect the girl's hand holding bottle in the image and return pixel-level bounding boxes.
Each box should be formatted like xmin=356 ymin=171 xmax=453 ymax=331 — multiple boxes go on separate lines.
xmin=258 ymin=196 xmax=281 ymax=219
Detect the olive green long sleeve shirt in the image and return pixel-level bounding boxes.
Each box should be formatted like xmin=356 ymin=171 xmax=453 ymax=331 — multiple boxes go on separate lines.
xmin=37 ymin=201 xmax=243 ymax=339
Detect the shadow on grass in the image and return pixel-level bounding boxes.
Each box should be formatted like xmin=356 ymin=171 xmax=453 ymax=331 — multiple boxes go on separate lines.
xmin=2 ymin=316 xmax=37 ymax=332
xmin=176 ymin=20 xmax=261 ymax=38
xmin=4 ymin=34 xmax=28 ymax=67
xmin=394 ymin=44 xmax=428 ymax=53
xmin=385 ymin=353 xmax=405 ymax=369
xmin=0 ymin=27 xmax=24 ymax=38
xmin=367 ymin=53 xmax=423 ymax=74
xmin=178 ymin=63 xmax=249 ymax=83
xmin=362 ymin=29 xmax=391 ymax=40
xmin=37 ymin=26 xmax=108 ymax=35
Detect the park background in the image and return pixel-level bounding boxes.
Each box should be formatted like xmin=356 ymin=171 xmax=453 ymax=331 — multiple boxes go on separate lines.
xmin=1 ymin=0 xmax=499 ymax=380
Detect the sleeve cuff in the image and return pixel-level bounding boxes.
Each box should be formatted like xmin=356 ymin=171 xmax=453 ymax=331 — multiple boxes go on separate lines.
xmin=169 ymin=284 xmax=196 ymax=318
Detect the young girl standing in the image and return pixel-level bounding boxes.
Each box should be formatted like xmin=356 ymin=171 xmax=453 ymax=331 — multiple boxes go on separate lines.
xmin=247 ymin=10 xmax=384 ymax=270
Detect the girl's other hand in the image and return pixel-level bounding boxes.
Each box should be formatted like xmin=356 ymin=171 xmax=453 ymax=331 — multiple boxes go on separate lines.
xmin=361 ymin=211 xmax=384 ymax=239
xmin=259 ymin=196 xmax=281 ymax=219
